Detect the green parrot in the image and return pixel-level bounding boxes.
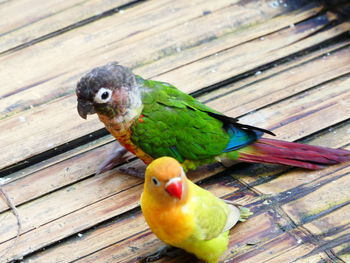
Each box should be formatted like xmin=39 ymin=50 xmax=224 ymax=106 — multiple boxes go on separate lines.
xmin=76 ymin=62 xmax=350 ymax=175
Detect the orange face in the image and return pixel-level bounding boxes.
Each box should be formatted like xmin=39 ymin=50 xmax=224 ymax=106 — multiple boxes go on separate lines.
xmin=145 ymin=157 xmax=188 ymax=203
xmin=142 ymin=157 xmax=195 ymax=245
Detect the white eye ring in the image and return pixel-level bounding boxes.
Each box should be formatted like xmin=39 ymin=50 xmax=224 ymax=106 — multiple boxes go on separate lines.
xmin=94 ymin=88 xmax=112 ymax=104
xmin=151 ymin=177 xmax=161 ymax=187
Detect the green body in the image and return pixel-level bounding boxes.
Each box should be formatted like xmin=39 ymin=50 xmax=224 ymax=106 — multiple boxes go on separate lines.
xmin=131 ymin=77 xmax=254 ymax=170
xmin=179 ymin=181 xmax=232 ymax=263
xmin=77 ymin=63 xmax=349 ymax=172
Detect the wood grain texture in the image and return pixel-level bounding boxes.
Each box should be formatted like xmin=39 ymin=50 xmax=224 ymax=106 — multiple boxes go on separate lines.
xmin=1 ymin=53 xmax=349 ymax=262
xmin=0 ymin=0 xmax=319 ymax=116
xmin=0 ymin=3 xmax=347 ymax=170
xmin=0 ymin=0 xmax=135 ymax=53
xmin=1 ymin=0 xmax=350 ymax=262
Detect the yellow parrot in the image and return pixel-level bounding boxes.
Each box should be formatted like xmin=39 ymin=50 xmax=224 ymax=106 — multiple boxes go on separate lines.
xmin=141 ymin=157 xmax=252 ymax=263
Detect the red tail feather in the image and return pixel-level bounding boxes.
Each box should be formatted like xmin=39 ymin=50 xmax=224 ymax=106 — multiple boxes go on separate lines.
xmin=237 ymin=138 xmax=350 ymax=170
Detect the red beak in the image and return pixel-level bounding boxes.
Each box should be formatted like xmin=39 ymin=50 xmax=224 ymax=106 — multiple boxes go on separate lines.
xmin=165 ymin=178 xmax=182 ymax=199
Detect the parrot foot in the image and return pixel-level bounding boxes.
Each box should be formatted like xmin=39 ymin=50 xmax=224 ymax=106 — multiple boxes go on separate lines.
xmin=139 ymin=245 xmax=183 ymax=262
xmin=96 ymin=144 xmax=135 ymax=175
xmin=118 ymin=165 xmax=146 ymax=179
xmin=224 ymin=200 xmax=253 ymax=222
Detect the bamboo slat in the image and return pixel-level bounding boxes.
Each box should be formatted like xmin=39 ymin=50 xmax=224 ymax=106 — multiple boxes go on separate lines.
xmin=1 ymin=58 xmax=349 ymax=262
xmin=206 ymin=45 xmax=350 ymax=117
xmin=3 ymin=39 xmax=348 ymax=235
xmin=0 ymin=1 xmax=320 ymax=118
xmin=0 ymin=0 xmax=236 ymax=108
xmin=0 ymin=0 xmax=134 ymax=53
xmin=49 ymin=128 xmax=349 ymax=263
xmin=2 ymin=36 xmax=349 ymax=212
xmin=1 ymin=5 xmax=346 ymax=171
xmin=1 ymin=1 xmax=350 ymax=262
xmin=282 ymin=166 xmax=350 ymax=225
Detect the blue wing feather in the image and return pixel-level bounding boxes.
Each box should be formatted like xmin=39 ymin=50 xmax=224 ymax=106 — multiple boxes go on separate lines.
xmin=223 ymin=125 xmax=262 ymax=152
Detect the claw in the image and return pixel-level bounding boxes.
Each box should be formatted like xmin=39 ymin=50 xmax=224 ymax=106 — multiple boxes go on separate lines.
xmin=96 ymin=144 xmax=135 ymax=175
xmin=119 ymin=162 xmax=146 ymax=178
xmin=138 ymin=245 xmax=183 ymax=262
xmin=223 ymin=200 xmax=253 ymax=221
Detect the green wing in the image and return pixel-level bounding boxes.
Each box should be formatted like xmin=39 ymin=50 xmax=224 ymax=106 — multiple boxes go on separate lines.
xmin=131 ymin=78 xmax=230 ymax=162
xmin=189 ymin=181 xmax=229 ymax=240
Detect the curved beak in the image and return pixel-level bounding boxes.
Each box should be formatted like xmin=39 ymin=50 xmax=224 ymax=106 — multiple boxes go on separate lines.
xmin=77 ymin=99 xmax=95 ymax=119
xmin=165 ymin=177 xmax=183 ymax=199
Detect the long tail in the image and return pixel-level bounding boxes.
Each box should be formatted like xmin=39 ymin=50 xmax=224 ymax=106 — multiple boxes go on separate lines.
xmin=237 ymin=138 xmax=350 ymax=170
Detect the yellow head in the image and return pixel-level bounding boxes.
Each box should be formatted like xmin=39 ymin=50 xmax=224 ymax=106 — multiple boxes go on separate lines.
xmin=144 ymin=157 xmax=188 ymax=202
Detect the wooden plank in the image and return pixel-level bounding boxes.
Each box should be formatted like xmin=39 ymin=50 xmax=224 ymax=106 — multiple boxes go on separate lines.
xmin=0 ymin=0 xmax=239 ymax=112
xmin=0 ymin=140 xmax=115 ymax=213
xmin=3 ymin=72 xmax=349 ymax=261
xmin=72 ymin=229 xmax=165 ymax=263
xmin=238 ymin=75 xmax=350 ymax=141
xmin=281 ymin=166 xmax=350 ymax=225
xmin=303 ymin=203 xmax=350 ymax=241
xmin=206 ymin=44 xmax=350 ymax=117
xmin=77 ymin=211 xmax=290 ymax=263
xmin=0 ymin=0 xmax=134 ymax=53
xmin=0 ymin=134 xmax=115 ymax=184
xmin=4 ymin=36 xmax=342 ymax=201
xmin=2 ymin=32 xmax=349 ymax=212
xmin=0 ymin=1 xmax=320 ymax=120
xmin=0 ymin=168 xmax=142 ymax=244
xmin=0 ymin=184 xmax=143 ymax=262
xmin=0 ymin=39 xmax=346 ymax=262
xmin=133 ymin=3 xmax=322 ymax=79
xmin=0 ymin=3 xmax=326 ymax=118
xmin=1 ymin=43 xmax=349 ymax=214
xmin=228 ymin=231 xmax=316 ymax=263
xmin=231 ymin=74 xmax=350 ymax=192
xmin=31 ymin=208 xmax=319 ymax=262
xmin=155 ymin=20 xmax=350 ymax=93
xmin=61 ymin=139 xmax=350 ymax=262
xmin=198 ymin=39 xmax=350 ymax=105
xmin=333 ymin=242 xmax=350 ymax=262
xmin=0 ymin=173 xmax=241 ymax=262
xmin=0 ymin=8 xmax=346 ymax=170
xmin=24 ymin=174 xmax=281 ymax=263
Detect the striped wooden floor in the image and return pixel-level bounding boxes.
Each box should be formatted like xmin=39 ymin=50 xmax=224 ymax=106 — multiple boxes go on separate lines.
xmin=1 ymin=0 xmax=350 ymax=262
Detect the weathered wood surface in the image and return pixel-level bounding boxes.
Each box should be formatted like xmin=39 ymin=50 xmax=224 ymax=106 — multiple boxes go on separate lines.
xmin=1 ymin=0 xmax=350 ymax=262
xmin=0 ymin=0 xmax=136 ymax=54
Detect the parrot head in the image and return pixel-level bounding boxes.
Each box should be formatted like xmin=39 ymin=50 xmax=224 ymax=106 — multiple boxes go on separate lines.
xmin=145 ymin=157 xmax=188 ymax=201
xmin=76 ymin=62 xmax=142 ymax=122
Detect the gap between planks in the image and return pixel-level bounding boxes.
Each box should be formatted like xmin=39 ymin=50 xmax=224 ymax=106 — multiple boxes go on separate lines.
xmin=0 ymin=74 xmax=349 ymax=261
xmin=1 ymin=5 xmax=348 ymax=171
xmin=1 ymin=40 xmax=350 ymax=215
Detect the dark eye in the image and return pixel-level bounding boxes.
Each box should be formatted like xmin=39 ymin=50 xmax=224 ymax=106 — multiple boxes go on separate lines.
xmin=94 ymin=88 xmax=112 ymax=103
xmin=101 ymin=91 xmax=109 ymax=100
xmin=151 ymin=177 xmax=161 ymax=186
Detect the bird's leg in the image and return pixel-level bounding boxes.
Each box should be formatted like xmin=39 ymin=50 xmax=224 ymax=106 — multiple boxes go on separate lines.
xmin=139 ymin=245 xmax=183 ymax=262
xmin=119 ymin=161 xmax=146 ymax=179
xmin=96 ymin=144 xmax=135 ymax=175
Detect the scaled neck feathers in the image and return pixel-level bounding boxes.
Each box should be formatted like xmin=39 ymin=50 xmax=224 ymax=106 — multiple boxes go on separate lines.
xmin=99 ymin=83 xmax=143 ymax=132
